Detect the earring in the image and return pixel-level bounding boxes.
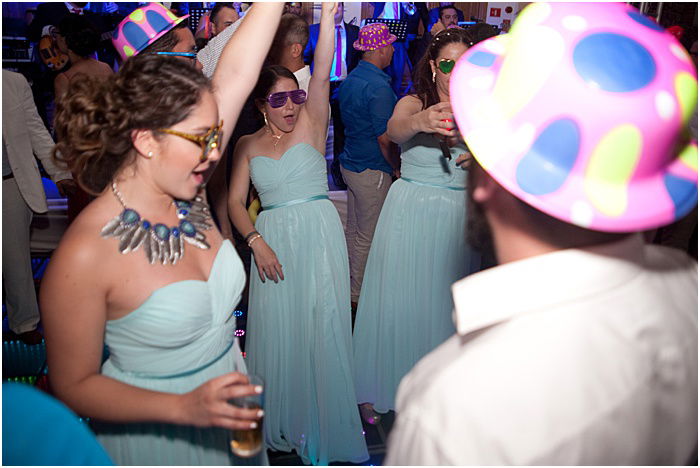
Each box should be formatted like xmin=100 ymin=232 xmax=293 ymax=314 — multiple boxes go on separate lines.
xmin=263 ymin=111 xmax=270 ymax=128
xmin=147 ymin=151 xmax=154 ymax=159
xmin=432 ymin=70 xmax=436 ymax=83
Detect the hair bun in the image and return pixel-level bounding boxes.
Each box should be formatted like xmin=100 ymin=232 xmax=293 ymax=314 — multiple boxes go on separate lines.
xmin=52 ymin=54 xmax=211 ymax=195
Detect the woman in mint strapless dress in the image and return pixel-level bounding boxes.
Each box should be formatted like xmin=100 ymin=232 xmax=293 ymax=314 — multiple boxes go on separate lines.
xmin=228 ymin=4 xmax=368 ymax=465
xmin=39 ymin=4 xmax=283 ymax=465
xmin=353 ymin=29 xmax=477 ymax=420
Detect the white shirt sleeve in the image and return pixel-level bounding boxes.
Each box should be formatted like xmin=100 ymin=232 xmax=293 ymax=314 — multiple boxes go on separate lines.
xmin=385 ymin=412 xmax=455 ymax=466
xmin=197 ymin=15 xmax=245 ymax=78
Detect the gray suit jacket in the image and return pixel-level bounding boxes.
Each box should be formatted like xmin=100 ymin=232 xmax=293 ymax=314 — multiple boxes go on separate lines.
xmin=2 ymin=70 xmax=71 ymax=213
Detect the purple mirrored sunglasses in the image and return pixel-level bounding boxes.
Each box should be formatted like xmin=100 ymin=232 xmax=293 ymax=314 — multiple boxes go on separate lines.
xmin=266 ymin=89 xmax=307 ymax=108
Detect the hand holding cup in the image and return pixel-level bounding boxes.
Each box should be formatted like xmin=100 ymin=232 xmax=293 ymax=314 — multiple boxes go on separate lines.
xmin=229 ymin=375 xmax=265 ymax=458
xmin=179 ymin=372 xmax=263 ymax=431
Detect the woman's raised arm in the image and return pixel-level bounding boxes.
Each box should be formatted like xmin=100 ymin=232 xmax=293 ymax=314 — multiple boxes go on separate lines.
xmin=387 ymin=96 xmax=456 ymax=144
xmin=303 ymin=3 xmax=336 ymax=141
xmin=213 ymin=2 xmax=285 ymax=151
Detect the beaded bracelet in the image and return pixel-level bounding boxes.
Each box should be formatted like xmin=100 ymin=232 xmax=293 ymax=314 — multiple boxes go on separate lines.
xmin=244 ymin=230 xmax=260 ymax=243
xmin=247 ymin=233 xmax=263 ymax=248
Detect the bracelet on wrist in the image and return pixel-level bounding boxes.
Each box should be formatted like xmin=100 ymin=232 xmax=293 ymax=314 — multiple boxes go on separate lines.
xmin=244 ymin=230 xmax=259 ymax=243
xmin=247 ymin=233 xmax=263 ymax=248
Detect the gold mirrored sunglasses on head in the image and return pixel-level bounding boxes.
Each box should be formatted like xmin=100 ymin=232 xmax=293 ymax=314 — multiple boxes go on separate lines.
xmin=158 ymin=121 xmax=224 ymax=162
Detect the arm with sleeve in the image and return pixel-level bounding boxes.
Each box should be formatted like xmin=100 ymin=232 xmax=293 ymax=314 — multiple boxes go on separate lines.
xmin=18 ymin=73 xmax=71 ymax=182
xmin=368 ymin=85 xmax=397 ymax=137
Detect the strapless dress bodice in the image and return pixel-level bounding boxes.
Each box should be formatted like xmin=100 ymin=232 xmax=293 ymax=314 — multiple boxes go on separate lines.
xmin=103 ymin=240 xmax=244 ymax=378
xmin=400 ymin=132 xmax=468 ymax=189
xmin=249 ymin=143 xmax=329 ymax=208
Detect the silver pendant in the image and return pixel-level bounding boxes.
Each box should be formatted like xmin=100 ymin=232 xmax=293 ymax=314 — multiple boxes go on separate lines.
xmin=102 ymin=188 xmax=213 ymax=265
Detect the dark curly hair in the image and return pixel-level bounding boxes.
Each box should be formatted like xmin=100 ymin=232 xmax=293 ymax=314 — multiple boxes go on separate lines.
xmin=53 ymin=54 xmax=212 ymax=195
xmin=57 ymin=14 xmax=100 ymax=58
xmin=412 ymin=28 xmax=472 ymax=109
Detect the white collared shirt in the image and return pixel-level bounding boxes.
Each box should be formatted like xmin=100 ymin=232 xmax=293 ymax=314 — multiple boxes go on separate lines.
xmin=197 ymin=15 xmax=245 ymax=78
xmin=386 ymin=234 xmax=698 ymax=465
xmin=293 ymin=65 xmax=311 ymax=93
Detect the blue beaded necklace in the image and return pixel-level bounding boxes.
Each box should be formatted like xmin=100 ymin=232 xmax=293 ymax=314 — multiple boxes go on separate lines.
xmin=100 ymin=182 xmax=212 ymax=265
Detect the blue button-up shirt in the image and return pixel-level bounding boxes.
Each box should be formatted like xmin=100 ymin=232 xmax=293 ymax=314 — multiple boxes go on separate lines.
xmin=338 ymin=60 xmax=397 ymax=174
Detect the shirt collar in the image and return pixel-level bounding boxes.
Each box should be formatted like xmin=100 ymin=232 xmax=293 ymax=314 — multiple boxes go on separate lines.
xmin=294 ymin=65 xmax=311 ymax=81
xmin=335 ymin=21 xmax=345 ymax=31
xmin=358 ymin=59 xmax=391 ymax=81
xmin=452 ymin=234 xmax=647 ymax=336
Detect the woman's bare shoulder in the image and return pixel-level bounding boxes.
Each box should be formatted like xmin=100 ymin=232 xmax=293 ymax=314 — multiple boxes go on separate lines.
xmin=49 ymin=197 xmax=120 ymax=277
xmin=399 ymin=94 xmax=423 ymax=108
xmin=96 ymin=61 xmax=114 ymax=76
xmin=237 ymin=131 xmax=267 ymax=161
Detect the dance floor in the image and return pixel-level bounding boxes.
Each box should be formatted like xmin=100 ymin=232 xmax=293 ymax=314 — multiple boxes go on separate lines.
xmin=3 ymin=311 xmax=392 ymax=466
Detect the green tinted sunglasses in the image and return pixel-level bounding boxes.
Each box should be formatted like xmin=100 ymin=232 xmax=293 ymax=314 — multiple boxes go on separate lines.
xmin=437 ymin=58 xmax=456 ymax=74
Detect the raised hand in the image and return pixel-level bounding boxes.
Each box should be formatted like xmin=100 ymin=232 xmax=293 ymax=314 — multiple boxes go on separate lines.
xmin=431 ymin=21 xmax=446 ymax=35
xmin=322 ymin=2 xmax=338 ymax=17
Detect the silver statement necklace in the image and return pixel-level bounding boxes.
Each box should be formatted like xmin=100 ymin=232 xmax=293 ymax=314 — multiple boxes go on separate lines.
xmin=100 ymin=182 xmax=212 ymax=265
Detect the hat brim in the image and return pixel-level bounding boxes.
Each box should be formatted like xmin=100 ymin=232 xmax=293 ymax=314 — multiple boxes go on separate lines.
xmin=140 ymin=13 xmax=189 ymax=55
xmin=114 ymin=10 xmax=190 ymax=60
xmin=353 ymin=33 xmax=397 ymax=51
xmin=450 ymin=34 xmax=698 ymax=232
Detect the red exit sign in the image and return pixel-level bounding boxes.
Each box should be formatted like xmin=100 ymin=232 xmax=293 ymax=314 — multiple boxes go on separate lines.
xmin=490 ymin=7 xmax=501 ymax=17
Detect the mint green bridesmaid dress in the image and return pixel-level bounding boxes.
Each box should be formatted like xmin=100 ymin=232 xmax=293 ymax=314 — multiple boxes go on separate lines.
xmin=246 ymin=143 xmax=368 ymax=466
xmin=353 ymin=132 xmax=475 ymax=413
xmin=93 ymin=240 xmax=267 ymax=466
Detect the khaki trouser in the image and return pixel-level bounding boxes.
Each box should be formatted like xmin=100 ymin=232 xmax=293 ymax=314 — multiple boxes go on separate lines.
xmin=341 ymin=166 xmax=392 ymax=302
xmin=3 ymin=177 xmax=40 ymax=334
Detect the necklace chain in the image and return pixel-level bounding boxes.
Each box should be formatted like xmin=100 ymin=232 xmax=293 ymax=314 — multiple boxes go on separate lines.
xmin=266 ymin=126 xmax=284 ymax=150
xmin=111 ymin=182 xmax=128 ymax=209
xmin=112 ymin=182 xmax=175 ymax=212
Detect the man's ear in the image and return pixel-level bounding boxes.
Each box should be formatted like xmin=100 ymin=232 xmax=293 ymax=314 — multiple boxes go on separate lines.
xmin=470 ymin=163 xmax=499 ymax=204
xmin=290 ymin=43 xmax=303 ymax=59
xmin=131 ymin=129 xmax=158 ymax=160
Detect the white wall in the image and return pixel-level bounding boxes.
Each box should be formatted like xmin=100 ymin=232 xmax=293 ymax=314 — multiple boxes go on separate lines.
xmin=485 ymin=2 xmax=519 ymax=29
xmin=344 ymin=2 xmax=362 ymax=26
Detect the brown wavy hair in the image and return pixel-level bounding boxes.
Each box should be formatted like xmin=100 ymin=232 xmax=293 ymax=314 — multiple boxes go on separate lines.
xmin=53 ymin=54 xmax=211 ymax=195
xmin=412 ymin=28 xmax=472 ymax=110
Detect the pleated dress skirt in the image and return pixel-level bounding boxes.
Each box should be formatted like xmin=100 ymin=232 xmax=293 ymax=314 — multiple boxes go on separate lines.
xmin=247 ymin=144 xmax=368 ymax=465
xmin=353 ymin=134 xmax=473 ymax=413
